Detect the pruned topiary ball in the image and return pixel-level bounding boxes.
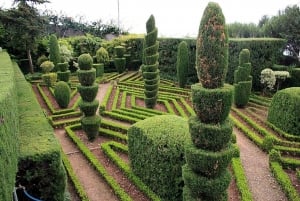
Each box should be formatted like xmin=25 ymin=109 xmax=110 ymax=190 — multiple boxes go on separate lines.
xmin=78 ymin=53 xmax=93 ymax=70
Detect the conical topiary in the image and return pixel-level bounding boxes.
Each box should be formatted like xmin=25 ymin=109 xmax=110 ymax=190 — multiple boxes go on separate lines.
xmin=183 ymin=2 xmax=238 ymax=201
xmin=77 ymin=53 xmax=101 ymax=141
xmin=234 ymin=49 xmax=252 ymax=107
xmin=142 ymin=14 xmax=160 ymax=108
xmin=176 ymin=41 xmax=189 ymax=88
xmin=49 ymin=34 xmax=60 ymax=71
xmin=54 ymin=81 xmax=71 ymax=108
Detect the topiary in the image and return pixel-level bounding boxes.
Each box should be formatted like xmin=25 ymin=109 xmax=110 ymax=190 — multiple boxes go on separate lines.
xmin=77 ymin=53 xmax=101 ymax=141
xmin=176 ymin=41 xmax=189 ymax=88
xmin=78 ymin=53 xmax=93 ymax=70
xmin=40 ymin=61 xmax=54 ymax=73
xmin=142 ymin=14 xmax=160 ymax=108
xmin=49 ymin=34 xmax=60 ymax=71
xmin=96 ymin=47 xmax=109 ymax=64
xmin=36 ymin=55 xmax=49 ymax=67
xmin=267 ymin=87 xmax=300 ymax=136
xmin=233 ymin=49 xmax=252 ymax=107
xmin=183 ymin=3 xmax=236 ymax=201
xmin=114 ymin=46 xmax=126 ymax=73
xmin=54 ymin=81 xmax=71 ymax=108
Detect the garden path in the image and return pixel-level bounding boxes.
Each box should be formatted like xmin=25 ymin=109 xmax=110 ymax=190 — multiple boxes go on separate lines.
xmin=50 ymin=79 xmax=289 ymax=201
xmin=235 ymin=127 xmax=288 ymax=201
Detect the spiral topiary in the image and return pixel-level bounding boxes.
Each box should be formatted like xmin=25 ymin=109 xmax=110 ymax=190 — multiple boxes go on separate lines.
xmin=233 ymin=49 xmax=252 ymax=107
xmin=176 ymin=41 xmax=189 ymax=88
xmin=183 ymin=3 xmax=237 ymax=201
xmin=77 ymin=53 xmax=101 ymax=141
xmin=142 ymin=14 xmax=160 ymax=108
xmin=54 ymin=81 xmax=71 ymax=108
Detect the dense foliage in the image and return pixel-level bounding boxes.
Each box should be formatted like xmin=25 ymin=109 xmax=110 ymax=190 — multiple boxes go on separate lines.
xmin=128 ymin=115 xmax=189 ymax=201
xmin=234 ymin=49 xmax=252 ymax=107
xmin=184 ymin=3 xmax=236 ymax=201
xmin=77 ymin=53 xmax=101 ymax=140
xmin=142 ymin=15 xmax=160 ymax=108
xmin=176 ymin=41 xmax=189 ymax=88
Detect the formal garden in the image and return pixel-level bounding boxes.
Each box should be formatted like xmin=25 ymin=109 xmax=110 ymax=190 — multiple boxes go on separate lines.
xmin=1 ymin=1 xmax=300 ymax=201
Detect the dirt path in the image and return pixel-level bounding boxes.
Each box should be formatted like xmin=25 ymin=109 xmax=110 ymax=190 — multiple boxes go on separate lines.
xmin=234 ymin=127 xmax=288 ymax=201
xmin=55 ymin=129 xmax=119 ymax=201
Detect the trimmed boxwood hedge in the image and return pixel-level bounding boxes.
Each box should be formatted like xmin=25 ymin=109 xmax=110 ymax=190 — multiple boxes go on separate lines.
xmin=268 ymin=87 xmax=300 ymax=136
xmin=128 ymin=115 xmax=189 ymax=201
xmin=0 ymin=51 xmax=19 ymax=201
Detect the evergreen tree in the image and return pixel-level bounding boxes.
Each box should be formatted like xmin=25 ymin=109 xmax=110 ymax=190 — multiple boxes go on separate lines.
xmin=49 ymin=34 xmax=60 ymax=71
xmin=176 ymin=41 xmax=189 ymax=88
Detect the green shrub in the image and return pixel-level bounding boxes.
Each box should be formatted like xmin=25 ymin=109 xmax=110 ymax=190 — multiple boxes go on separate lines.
xmin=188 ymin=116 xmax=233 ymax=151
xmin=114 ymin=45 xmax=126 ymax=58
xmin=0 ymin=51 xmax=18 ymax=201
xmin=49 ymin=34 xmax=60 ymax=71
xmin=176 ymin=41 xmax=189 ymax=88
xmin=78 ymin=53 xmax=93 ymax=70
xmin=42 ymin=72 xmax=57 ymax=87
xmin=54 ymin=81 xmax=71 ymax=108
xmin=291 ymin=68 xmax=300 ymax=87
xmin=40 ymin=60 xmax=54 ymax=73
xmin=196 ymin=2 xmax=228 ymax=89
xmin=191 ymin=83 xmax=233 ymax=123
xmin=267 ymin=87 xmax=300 ymax=136
xmin=114 ymin=58 xmax=126 ymax=73
xmin=77 ymin=69 xmax=96 ymax=86
xmin=96 ymin=47 xmax=109 ymax=64
xmin=234 ymin=49 xmax=252 ymax=107
xmin=57 ymin=71 xmax=70 ymax=82
xmin=57 ymin=62 xmax=69 ymax=72
xmin=182 ymin=164 xmax=230 ymax=200
xmin=142 ymin=15 xmax=160 ymax=108
xmin=77 ymin=83 xmax=99 ymax=102
xmin=81 ymin=115 xmax=101 ymax=141
xmin=93 ymin=63 xmax=104 ymax=77
xmin=36 ymin=54 xmax=49 ymax=67
xmin=128 ymin=115 xmax=189 ymax=201
xmin=15 ymin=60 xmax=66 ymax=201
xmin=79 ymin=100 xmax=99 ymax=116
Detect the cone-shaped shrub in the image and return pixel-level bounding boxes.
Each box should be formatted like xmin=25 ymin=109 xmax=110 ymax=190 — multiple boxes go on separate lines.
xmin=77 ymin=53 xmax=101 ymax=141
xmin=183 ymin=3 xmax=237 ymax=201
xmin=54 ymin=81 xmax=71 ymax=108
xmin=114 ymin=46 xmax=126 ymax=73
xmin=49 ymin=34 xmax=60 ymax=71
xmin=176 ymin=41 xmax=189 ymax=88
xmin=142 ymin=14 xmax=160 ymax=108
xmin=234 ymin=49 xmax=252 ymax=107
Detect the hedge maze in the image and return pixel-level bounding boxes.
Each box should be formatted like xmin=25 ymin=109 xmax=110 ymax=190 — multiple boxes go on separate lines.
xmin=29 ymin=70 xmax=300 ymax=201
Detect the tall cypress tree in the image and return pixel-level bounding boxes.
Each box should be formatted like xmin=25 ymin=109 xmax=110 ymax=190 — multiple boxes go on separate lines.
xmin=49 ymin=34 xmax=60 ymax=71
xmin=183 ymin=2 xmax=238 ymax=201
xmin=176 ymin=41 xmax=189 ymax=88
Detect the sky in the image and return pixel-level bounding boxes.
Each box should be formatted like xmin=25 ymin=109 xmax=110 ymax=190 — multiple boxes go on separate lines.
xmin=1 ymin=0 xmax=300 ymax=37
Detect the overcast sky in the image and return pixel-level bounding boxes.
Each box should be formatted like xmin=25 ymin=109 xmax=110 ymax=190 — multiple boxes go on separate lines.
xmin=2 ymin=0 xmax=300 ymax=37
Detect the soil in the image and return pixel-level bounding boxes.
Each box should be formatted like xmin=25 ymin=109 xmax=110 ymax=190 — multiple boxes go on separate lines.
xmin=32 ymin=75 xmax=292 ymax=201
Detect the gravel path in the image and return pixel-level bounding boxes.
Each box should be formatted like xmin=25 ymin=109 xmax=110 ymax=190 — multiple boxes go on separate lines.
xmin=234 ymin=127 xmax=288 ymax=201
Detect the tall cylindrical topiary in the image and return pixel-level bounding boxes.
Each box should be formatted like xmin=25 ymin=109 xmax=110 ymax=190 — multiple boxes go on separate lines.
xmin=234 ymin=49 xmax=252 ymax=107
xmin=49 ymin=34 xmax=60 ymax=71
xmin=176 ymin=41 xmax=189 ymax=88
xmin=183 ymin=3 xmax=238 ymax=201
xmin=114 ymin=46 xmax=126 ymax=73
xmin=142 ymin=14 xmax=160 ymax=108
xmin=77 ymin=53 xmax=101 ymax=141
xmin=54 ymin=81 xmax=71 ymax=108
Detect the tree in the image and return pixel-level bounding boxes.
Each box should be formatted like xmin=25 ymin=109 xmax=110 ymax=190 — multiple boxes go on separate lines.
xmin=176 ymin=41 xmax=189 ymax=88
xmin=49 ymin=34 xmax=60 ymax=70
xmin=262 ymin=5 xmax=300 ymax=61
xmin=0 ymin=0 xmax=48 ymax=73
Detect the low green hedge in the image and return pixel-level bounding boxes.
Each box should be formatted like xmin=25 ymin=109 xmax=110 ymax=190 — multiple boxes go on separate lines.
xmin=14 ymin=61 xmax=67 ymax=200
xmin=0 ymin=51 xmax=19 ymax=201
xmin=128 ymin=115 xmax=189 ymax=201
